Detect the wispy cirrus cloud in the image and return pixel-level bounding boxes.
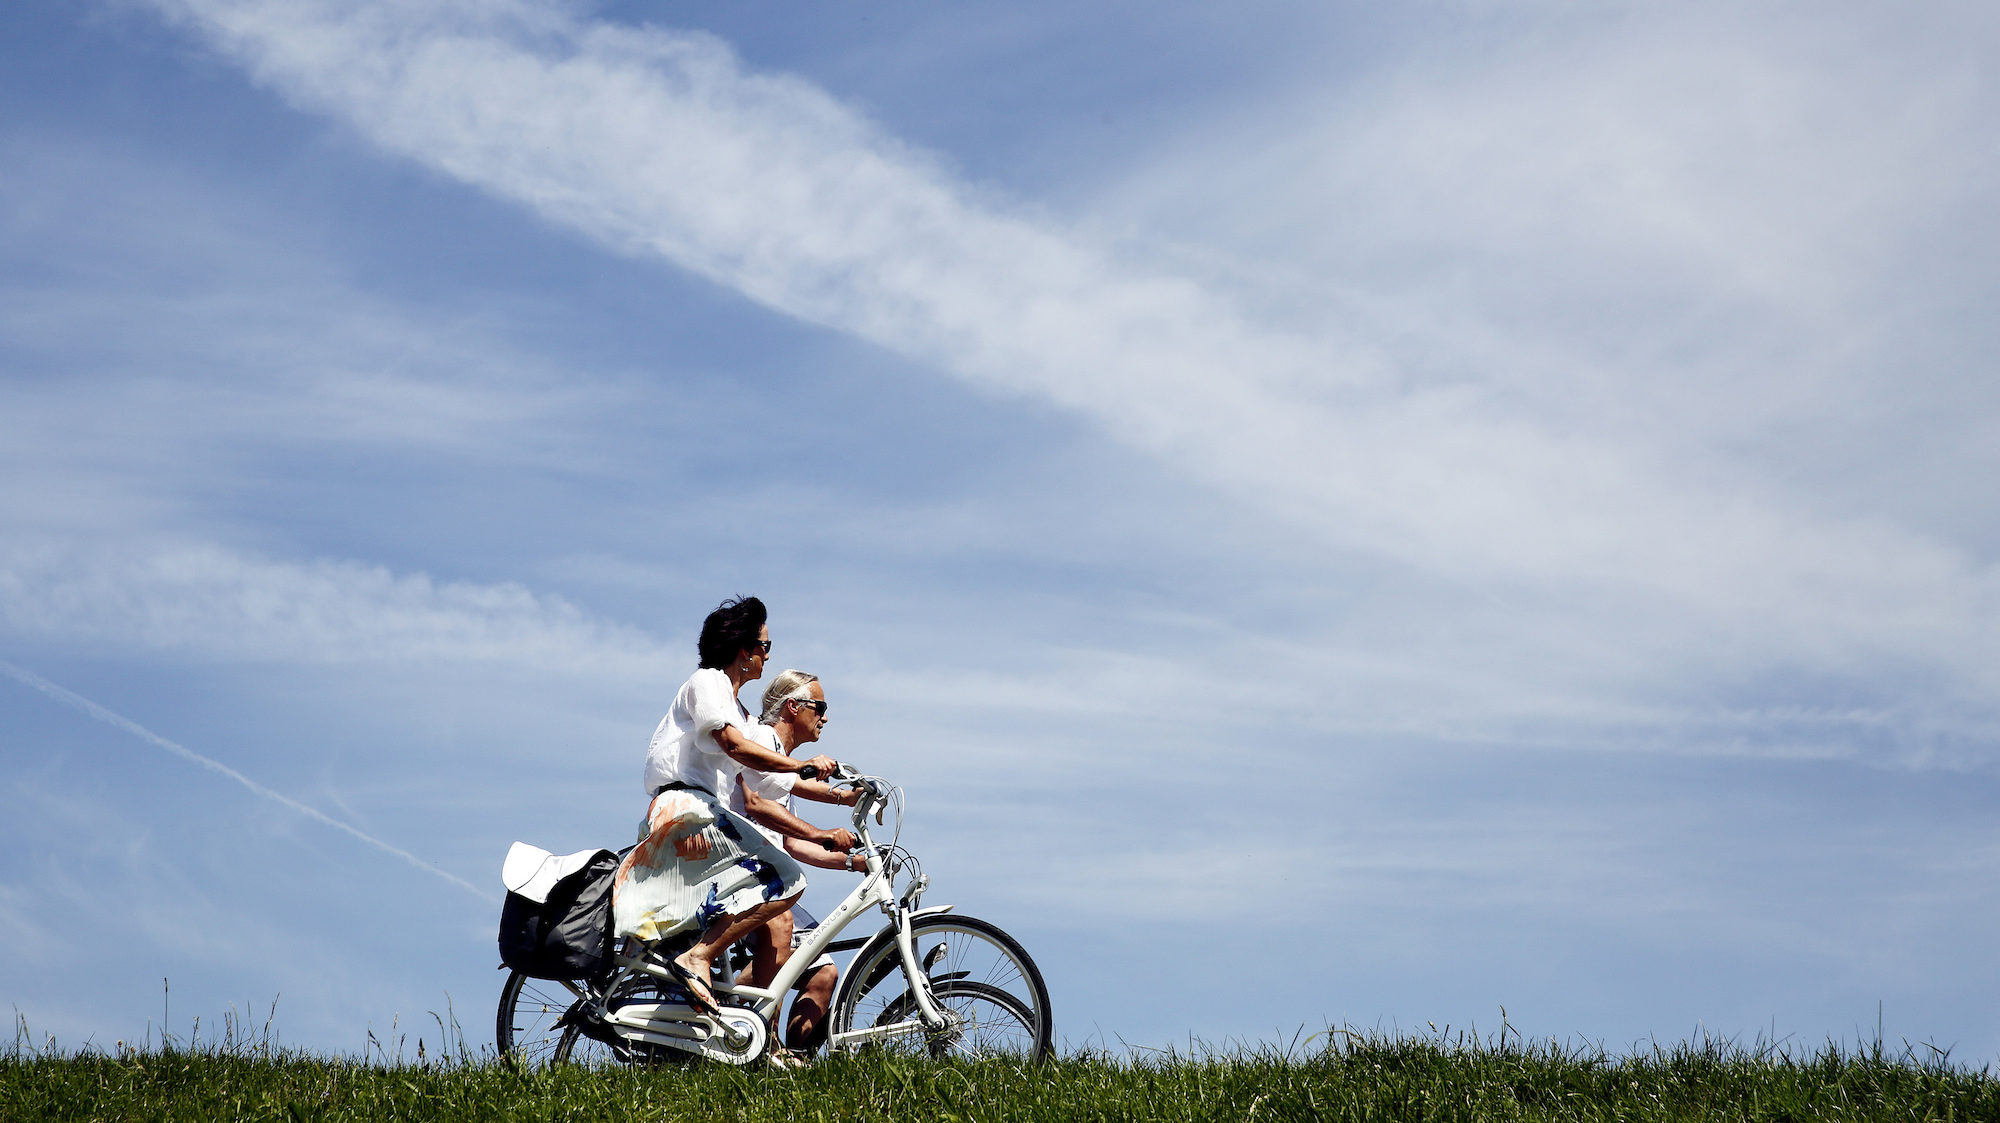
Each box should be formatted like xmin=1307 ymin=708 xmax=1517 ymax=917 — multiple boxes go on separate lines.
xmin=8 ymin=0 xmax=2000 ymax=1061
xmin=133 ymin=0 xmax=2000 ymax=765
xmin=1112 ymin=1 xmax=2000 ymax=462
xmin=0 ymin=539 xmax=672 ymax=676
xmin=0 ymin=659 xmax=495 ymax=899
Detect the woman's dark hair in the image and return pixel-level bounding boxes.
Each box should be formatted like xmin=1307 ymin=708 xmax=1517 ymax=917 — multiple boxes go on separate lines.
xmin=697 ymin=596 xmax=767 ymax=669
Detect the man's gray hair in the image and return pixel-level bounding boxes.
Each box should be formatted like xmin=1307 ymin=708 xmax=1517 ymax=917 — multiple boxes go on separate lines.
xmin=760 ymin=669 xmax=820 ymax=723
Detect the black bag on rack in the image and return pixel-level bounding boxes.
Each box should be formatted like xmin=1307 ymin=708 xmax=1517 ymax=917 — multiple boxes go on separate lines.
xmin=497 ymin=847 xmax=620 ymax=980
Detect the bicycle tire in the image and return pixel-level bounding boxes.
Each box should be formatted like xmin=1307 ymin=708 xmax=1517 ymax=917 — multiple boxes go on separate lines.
xmin=870 ymin=979 xmax=1044 ymax=1059
xmin=495 ymin=970 xmax=595 ymax=1068
xmin=498 ymin=969 xmax=689 ymax=1068
xmin=829 ymin=914 xmax=1052 ymax=1062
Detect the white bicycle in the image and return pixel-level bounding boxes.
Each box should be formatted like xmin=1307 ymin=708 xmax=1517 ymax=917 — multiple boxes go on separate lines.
xmin=496 ymin=764 xmax=1053 ymax=1066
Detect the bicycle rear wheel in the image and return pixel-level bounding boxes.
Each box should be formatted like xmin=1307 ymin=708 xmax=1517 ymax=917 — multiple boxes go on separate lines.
xmin=830 ymin=914 xmax=1052 ymax=1061
xmin=498 ymin=969 xmax=685 ymax=1067
xmin=496 ymin=971 xmax=598 ymax=1067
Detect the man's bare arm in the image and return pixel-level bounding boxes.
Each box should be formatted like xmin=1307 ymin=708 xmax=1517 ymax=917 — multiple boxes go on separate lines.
xmin=739 ymin=778 xmax=857 ymax=851
xmin=791 ymin=778 xmax=858 ymax=806
xmin=784 ymin=836 xmax=865 ymax=872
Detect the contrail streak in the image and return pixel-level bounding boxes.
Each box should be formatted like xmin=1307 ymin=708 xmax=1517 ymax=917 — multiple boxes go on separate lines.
xmin=0 ymin=660 xmax=495 ymax=903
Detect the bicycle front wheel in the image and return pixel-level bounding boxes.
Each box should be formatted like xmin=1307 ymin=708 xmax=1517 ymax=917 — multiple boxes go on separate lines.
xmin=830 ymin=914 xmax=1052 ymax=1061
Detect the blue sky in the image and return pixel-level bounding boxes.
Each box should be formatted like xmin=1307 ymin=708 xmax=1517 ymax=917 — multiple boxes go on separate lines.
xmin=4 ymin=0 xmax=1999 ymax=1060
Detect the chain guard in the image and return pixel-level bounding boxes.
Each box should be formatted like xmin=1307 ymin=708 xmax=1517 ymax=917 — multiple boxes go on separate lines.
xmin=603 ymin=1000 xmax=769 ymax=1066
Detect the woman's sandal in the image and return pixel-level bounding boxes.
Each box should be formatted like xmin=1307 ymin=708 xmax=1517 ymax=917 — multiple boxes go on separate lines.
xmin=663 ymin=955 xmax=723 ymax=1017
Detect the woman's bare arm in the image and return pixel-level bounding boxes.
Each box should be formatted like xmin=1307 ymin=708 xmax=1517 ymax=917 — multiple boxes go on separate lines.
xmin=713 ymin=724 xmax=834 ymax=777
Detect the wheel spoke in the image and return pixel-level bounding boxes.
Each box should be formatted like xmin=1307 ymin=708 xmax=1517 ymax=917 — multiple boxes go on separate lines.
xmin=498 ymin=972 xmax=661 ymax=1068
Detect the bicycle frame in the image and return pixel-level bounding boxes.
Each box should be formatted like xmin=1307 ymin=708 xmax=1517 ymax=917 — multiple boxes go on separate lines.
xmin=595 ymin=769 xmax=954 ymax=1058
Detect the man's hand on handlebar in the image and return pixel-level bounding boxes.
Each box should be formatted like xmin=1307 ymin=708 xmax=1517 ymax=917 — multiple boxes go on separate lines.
xmin=797 ymin=754 xmax=837 ymax=779
xmin=819 ymin=826 xmax=858 ymax=851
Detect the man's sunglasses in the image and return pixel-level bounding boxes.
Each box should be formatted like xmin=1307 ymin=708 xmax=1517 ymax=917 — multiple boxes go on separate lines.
xmin=792 ymin=698 xmax=828 ymax=717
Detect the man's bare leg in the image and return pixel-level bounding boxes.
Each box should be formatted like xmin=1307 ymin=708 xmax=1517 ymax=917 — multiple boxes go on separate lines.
xmin=787 ymin=964 xmax=838 ymax=1051
xmin=734 ymin=910 xmax=795 ymax=988
xmin=751 ymin=909 xmax=795 ymax=989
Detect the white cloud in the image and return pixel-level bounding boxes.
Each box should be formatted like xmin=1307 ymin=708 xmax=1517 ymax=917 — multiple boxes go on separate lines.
xmin=20 ymin=0 xmax=2000 ymax=1064
xmin=0 ymin=138 xmax=648 ymax=527
xmin=134 ymin=0 xmax=2000 ymax=741
xmin=1105 ymin=2 xmax=2000 ymax=541
xmin=0 ymin=538 xmax=672 ymax=677
xmin=0 ymin=284 xmax=624 ymax=491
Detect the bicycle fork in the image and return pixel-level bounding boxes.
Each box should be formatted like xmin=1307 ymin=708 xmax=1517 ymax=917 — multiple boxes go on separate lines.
xmin=892 ymin=913 xmax=951 ymax=1030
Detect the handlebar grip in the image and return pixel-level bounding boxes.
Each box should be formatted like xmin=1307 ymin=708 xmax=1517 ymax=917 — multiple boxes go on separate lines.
xmin=798 ymin=763 xmax=832 ymax=781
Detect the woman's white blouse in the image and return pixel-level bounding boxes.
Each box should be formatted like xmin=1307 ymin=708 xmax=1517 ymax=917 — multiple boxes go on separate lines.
xmin=641 ymin=667 xmax=753 ymax=798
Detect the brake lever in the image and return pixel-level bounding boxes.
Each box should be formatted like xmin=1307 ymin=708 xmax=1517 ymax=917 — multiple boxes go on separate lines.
xmin=860 ymin=775 xmax=887 ymax=824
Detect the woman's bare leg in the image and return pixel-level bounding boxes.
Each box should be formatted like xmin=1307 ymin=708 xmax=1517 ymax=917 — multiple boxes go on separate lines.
xmin=673 ymin=891 xmax=801 ymax=996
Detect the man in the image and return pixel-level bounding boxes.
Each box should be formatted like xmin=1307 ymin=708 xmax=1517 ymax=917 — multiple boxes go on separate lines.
xmin=734 ymin=669 xmax=864 ymax=1056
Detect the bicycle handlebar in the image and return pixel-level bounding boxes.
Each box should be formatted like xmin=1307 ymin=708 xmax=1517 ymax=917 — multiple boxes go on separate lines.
xmin=824 ymin=763 xmax=891 ymax=833
xmin=799 ymin=760 xmax=868 ymax=781
xmin=806 ymin=761 xmax=869 ymax=784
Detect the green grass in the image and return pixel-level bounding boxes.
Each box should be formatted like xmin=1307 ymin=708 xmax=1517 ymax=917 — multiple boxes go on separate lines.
xmin=7 ymin=1025 xmax=1997 ymax=1121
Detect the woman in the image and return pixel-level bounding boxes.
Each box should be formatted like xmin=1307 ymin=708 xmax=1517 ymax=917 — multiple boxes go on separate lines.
xmin=611 ymin=596 xmax=835 ymax=1015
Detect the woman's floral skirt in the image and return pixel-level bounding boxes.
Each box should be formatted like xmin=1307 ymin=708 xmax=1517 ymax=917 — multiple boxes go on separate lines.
xmin=612 ymin=786 xmax=806 ymax=942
